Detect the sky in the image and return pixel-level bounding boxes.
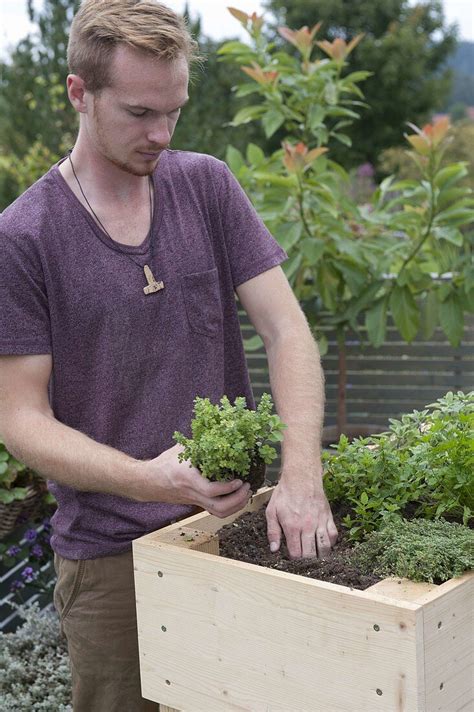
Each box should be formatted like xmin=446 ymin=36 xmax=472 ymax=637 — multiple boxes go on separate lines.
xmin=0 ymin=0 xmax=473 ymax=60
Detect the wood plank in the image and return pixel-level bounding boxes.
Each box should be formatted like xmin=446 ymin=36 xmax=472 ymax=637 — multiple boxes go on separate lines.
xmin=142 ymin=489 xmax=274 ymax=545
xmin=365 ymin=578 xmax=438 ymax=603
xmin=420 ymin=573 xmax=474 ymax=711
xmin=134 ymin=543 xmax=420 ymax=712
xmin=154 ymin=526 xmax=220 ymax=555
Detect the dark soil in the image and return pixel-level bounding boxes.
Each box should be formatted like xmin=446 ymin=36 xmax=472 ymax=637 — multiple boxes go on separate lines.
xmin=219 ymin=501 xmax=382 ymax=590
xmin=208 ymin=454 xmax=266 ymax=493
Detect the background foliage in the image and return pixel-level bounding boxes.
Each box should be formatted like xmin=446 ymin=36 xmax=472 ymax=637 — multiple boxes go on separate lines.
xmin=1 ymin=0 xmax=472 ymax=210
xmin=262 ymin=0 xmax=458 ymax=165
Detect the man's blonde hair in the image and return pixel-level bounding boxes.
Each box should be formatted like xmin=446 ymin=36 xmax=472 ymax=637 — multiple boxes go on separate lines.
xmin=68 ymin=0 xmax=199 ymax=92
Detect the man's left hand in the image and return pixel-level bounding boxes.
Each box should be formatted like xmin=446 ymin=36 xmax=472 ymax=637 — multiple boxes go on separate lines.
xmin=265 ymin=467 xmax=338 ymax=559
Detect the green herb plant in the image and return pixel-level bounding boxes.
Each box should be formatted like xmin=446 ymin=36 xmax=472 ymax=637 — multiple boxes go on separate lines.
xmin=173 ymin=393 xmax=286 ymax=482
xmin=0 ymin=440 xmax=34 ymax=505
xmin=352 ymin=516 xmax=474 ymax=584
xmin=323 ymin=391 xmax=474 ymax=540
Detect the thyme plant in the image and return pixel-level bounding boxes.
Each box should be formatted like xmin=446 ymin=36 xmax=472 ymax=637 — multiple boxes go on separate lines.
xmin=352 ymin=517 xmax=474 ymax=584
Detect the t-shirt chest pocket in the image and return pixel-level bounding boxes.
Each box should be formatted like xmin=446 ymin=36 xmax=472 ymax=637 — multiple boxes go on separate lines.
xmin=180 ymin=267 xmax=223 ymax=337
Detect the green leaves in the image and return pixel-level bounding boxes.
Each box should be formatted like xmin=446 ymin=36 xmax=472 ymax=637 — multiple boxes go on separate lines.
xmin=390 ymin=286 xmax=419 ymax=342
xmin=0 ymin=438 xmax=35 ymax=503
xmin=173 ymin=394 xmax=286 ymax=481
xmin=226 ymin=145 xmax=245 ymax=174
xmin=353 ymin=517 xmax=474 ymax=584
xmin=323 ymin=391 xmax=474 ymax=541
xmin=365 ymin=296 xmax=388 ymax=347
xmin=439 ymin=292 xmax=464 ymax=346
xmin=273 ymin=222 xmax=303 ymax=251
xmin=262 ymin=108 xmax=285 ymax=138
xmin=220 ymin=11 xmax=472 ymax=358
xmin=229 ymin=105 xmax=265 ymax=126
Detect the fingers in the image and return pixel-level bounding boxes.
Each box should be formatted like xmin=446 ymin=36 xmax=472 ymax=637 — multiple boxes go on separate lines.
xmin=316 ymin=527 xmax=332 ymax=559
xmin=265 ymin=507 xmax=282 ymax=554
xmin=274 ymin=518 xmax=339 ymax=560
xmin=201 ymin=477 xmax=246 ymax=498
xmin=328 ymin=519 xmax=339 ymax=547
xmin=301 ymin=530 xmax=317 ymax=558
xmin=203 ymin=481 xmax=251 ymax=518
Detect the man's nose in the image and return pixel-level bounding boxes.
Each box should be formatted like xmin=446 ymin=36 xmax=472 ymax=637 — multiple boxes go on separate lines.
xmin=147 ymin=116 xmax=171 ymax=147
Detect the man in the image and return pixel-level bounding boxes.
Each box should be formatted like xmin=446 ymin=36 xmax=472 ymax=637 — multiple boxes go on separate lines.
xmin=0 ymin=1 xmax=337 ymax=710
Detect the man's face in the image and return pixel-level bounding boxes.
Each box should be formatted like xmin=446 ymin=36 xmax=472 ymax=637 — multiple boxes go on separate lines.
xmin=85 ymin=45 xmax=189 ymax=176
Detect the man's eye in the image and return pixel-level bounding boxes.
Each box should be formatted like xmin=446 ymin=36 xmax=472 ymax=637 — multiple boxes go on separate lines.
xmin=129 ymin=110 xmax=147 ymax=117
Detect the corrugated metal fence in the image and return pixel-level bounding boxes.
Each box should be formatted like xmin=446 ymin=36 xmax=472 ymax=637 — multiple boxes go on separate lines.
xmin=240 ymin=309 xmax=473 ymax=477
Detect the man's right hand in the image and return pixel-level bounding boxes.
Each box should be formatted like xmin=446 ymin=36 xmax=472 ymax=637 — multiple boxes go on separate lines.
xmin=134 ymin=443 xmax=252 ymax=518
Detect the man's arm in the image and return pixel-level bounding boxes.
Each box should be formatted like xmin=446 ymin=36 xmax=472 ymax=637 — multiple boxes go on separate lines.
xmin=0 ymin=354 xmax=250 ymax=518
xmin=236 ymin=266 xmax=338 ymax=559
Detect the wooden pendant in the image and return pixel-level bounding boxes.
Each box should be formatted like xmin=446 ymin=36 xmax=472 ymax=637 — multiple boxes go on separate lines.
xmin=143 ymin=264 xmax=164 ymax=295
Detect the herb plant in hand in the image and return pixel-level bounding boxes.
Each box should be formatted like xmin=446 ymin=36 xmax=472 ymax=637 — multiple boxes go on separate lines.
xmin=173 ymin=393 xmax=286 ymax=492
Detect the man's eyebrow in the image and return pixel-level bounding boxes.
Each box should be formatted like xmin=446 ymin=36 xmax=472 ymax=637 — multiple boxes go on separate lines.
xmin=125 ymin=98 xmax=190 ymax=111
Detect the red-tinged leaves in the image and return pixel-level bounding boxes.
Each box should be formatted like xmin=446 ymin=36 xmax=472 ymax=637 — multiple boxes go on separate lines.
xmin=283 ymin=141 xmax=327 ymax=172
xmin=405 ymin=117 xmax=451 ymax=155
xmin=227 ymin=7 xmax=249 ymax=25
xmin=317 ymin=34 xmax=364 ymax=61
xmin=241 ymin=63 xmax=279 ymax=85
xmin=278 ymin=24 xmax=322 ymax=57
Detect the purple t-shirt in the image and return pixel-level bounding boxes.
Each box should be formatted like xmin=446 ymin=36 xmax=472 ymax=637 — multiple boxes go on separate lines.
xmin=0 ymin=150 xmax=287 ymax=559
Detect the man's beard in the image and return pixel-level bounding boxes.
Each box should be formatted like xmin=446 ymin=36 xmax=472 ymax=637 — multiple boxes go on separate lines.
xmin=104 ymin=151 xmax=160 ymax=177
xmin=92 ymin=98 xmax=161 ymax=177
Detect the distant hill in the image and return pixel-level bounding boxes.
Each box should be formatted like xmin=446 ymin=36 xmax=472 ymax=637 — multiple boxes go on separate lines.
xmin=444 ymin=41 xmax=474 ymax=109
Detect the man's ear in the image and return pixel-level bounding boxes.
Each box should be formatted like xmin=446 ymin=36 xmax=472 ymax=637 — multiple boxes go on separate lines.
xmin=67 ymin=74 xmax=88 ymax=114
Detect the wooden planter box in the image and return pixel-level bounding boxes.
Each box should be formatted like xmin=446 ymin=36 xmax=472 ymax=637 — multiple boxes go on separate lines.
xmin=133 ymin=488 xmax=473 ymax=712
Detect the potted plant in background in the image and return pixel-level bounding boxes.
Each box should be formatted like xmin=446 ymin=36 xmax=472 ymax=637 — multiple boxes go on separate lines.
xmin=0 ymin=440 xmax=49 ymax=541
xmin=219 ymin=9 xmax=474 ymax=444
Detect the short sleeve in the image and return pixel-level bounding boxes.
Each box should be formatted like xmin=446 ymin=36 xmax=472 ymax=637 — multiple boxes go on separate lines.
xmin=213 ymin=161 xmax=287 ymax=288
xmin=0 ymin=230 xmax=52 ymax=354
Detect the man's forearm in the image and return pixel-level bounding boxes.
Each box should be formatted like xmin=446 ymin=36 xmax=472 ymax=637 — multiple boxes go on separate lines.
xmin=265 ymin=320 xmax=325 ymax=477
xmin=2 ymin=409 xmax=143 ymax=499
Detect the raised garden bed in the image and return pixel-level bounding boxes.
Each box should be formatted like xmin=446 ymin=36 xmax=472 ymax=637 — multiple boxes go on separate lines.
xmin=133 ymin=487 xmax=473 ymax=712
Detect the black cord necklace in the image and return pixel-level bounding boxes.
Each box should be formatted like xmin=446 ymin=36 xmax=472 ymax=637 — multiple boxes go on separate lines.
xmin=67 ymin=149 xmax=164 ymax=295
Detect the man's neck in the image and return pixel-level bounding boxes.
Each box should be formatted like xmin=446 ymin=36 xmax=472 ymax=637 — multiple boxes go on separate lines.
xmin=59 ymin=140 xmax=151 ymax=205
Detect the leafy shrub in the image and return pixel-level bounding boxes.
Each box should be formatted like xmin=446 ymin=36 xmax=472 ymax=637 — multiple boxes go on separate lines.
xmin=379 ymin=119 xmax=474 ymax=193
xmin=220 ymin=12 xmax=474 ymax=356
xmin=0 ymin=439 xmax=37 ymax=505
xmin=173 ymin=393 xmax=286 ymax=480
xmin=352 ymin=517 xmax=474 ymax=584
xmin=323 ymin=391 xmax=474 ymax=539
xmin=0 ymin=603 xmax=71 ymax=711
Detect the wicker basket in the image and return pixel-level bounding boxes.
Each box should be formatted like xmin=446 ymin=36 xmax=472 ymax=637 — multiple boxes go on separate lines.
xmin=0 ymin=479 xmax=46 ymax=541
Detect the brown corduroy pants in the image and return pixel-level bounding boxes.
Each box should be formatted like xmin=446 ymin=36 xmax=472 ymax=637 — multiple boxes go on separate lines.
xmin=53 ymin=549 xmax=159 ymax=712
